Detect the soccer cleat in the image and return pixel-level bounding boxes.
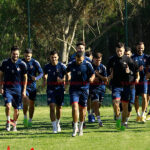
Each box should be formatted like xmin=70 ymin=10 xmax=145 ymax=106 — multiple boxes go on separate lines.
xmin=52 ymin=124 xmax=57 ymax=134
xmin=57 ymin=123 xmax=61 ymax=132
xmin=28 ymin=121 xmax=32 ymax=128
xmin=91 ymin=114 xmax=95 ymax=123
xmin=6 ymin=121 xmax=11 ymax=131
xmin=141 ymin=116 xmax=146 ymax=123
xmin=120 ymin=125 xmax=125 ymax=131
xmin=99 ymin=121 xmax=104 ymax=127
xmin=136 ymin=116 xmax=141 ymax=122
xmin=116 ymin=119 xmax=121 ymax=129
xmin=78 ymin=129 xmax=83 ymax=136
xmin=146 ymin=114 xmax=150 ymax=121
xmin=23 ymin=118 xmax=28 ymax=127
xmin=72 ymin=127 xmax=78 ymax=137
xmin=12 ymin=126 xmax=17 ymax=132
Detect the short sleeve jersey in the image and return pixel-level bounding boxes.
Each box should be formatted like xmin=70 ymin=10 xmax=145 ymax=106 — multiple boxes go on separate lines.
xmin=44 ymin=62 xmax=66 ymax=90
xmin=132 ymin=53 xmax=148 ymax=81
xmin=22 ymin=58 xmax=43 ymax=91
xmin=0 ymin=58 xmax=27 ymax=93
xmin=66 ymin=60 xmax=95 ymax=90
xmin=90 ymin=63 xmax=107 ymax=90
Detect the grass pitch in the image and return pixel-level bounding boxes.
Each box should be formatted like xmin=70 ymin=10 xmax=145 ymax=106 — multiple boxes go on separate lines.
xmin=0 ymin=106 xmax=150 ymax=150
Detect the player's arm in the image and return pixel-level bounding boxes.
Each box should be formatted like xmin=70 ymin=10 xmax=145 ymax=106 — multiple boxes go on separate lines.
xmin=95 ymin=71 xmax=108 ymax=82
xmin=89 ymin=73 xmax=95 ymax=83
xmin=135 ymin=72 xmax=140 ymax=83
xmin=22 ymin=73 xmax=27 ymax=97
xmin=43 ymin=73 xmax=48 ymax=87
xmin=0 ymin=71 xmax=4 ymax=94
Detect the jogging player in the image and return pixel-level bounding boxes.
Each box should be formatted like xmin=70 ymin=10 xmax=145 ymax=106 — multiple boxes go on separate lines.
xmin=22 ymin=48 xmax=43 ymax=127
xmin=43 ymin=50 xmax=66 ymax=133
xmin=0 ymin=46 xmax=27 ymax=131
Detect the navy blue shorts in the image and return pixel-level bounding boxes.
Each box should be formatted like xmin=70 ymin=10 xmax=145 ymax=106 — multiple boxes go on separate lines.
xmin=90 ymin=87 xmax=105 ymax=103
xmin=121 ymin=86 xmax=135 ymax=103
xmin=47 ymin=88 xmax=64 ymax=106
xmin=135 ymin=81 xmax=148 ymax=95
xmin=3 ymin=91 xmax=22 ymax=109
xmin=69 ymin=88 xmax=89 ymax=107
xmin=26 ymin=89 xmax=36 ymax=101
xmin=112 ymin=87 xmax=123 ymax=100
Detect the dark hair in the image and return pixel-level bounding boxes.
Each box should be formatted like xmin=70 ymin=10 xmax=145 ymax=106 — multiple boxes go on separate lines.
xmin=136 ymin=41 xmax=144 ymax=46
xmin=76 ymin=41 xmax=86 ymax=47
xmin=115 ymin=42 xmax=124 ymax=48
xmin=85 ymin=51 xmax=92 ymax=57
xmin=93 ymin=52 xmax=103 ymax=59
xmin=125 ymin=47 xmax=132 ymax=52
xmin=76 ymin=51 xmax=84 ymax=58
xmin=25 ymin=48 xmax=32 ymax=54
xmin=11 ymin=46 xmax=19 ymax=52
xmin=50 ymin=50 xmax=58 ymax=56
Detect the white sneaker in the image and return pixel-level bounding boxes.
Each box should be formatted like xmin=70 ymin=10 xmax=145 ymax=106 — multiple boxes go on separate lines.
xmin=79 ymin=129 xmax=83 ymax=136
xmin=12 ymin=126 xmax=17 ymax=132
xmin=52 ymin=121 xmax=57 ymax=134
xmin=72 ymin=127 xmax=78 ymax=137
xmin=6 ymin=121 xmax=11 ymax=132
xmin=57 ymin=123 xmax=61 ymax=132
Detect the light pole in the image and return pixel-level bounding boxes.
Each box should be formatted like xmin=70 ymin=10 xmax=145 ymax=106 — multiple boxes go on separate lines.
xmin=27 ymin=0 xmax=31 ymax=48
xmin=124 ymin=0 xmax=128 ymax=47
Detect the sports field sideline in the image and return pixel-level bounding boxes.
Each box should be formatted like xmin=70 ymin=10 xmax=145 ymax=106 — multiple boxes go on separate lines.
xmin=0 ymin=106 xmax=150 ymax=150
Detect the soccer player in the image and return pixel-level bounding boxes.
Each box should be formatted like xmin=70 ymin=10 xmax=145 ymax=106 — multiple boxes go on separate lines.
xmin=107 ymin=42 xmax=137 ymax=129
xmin=43 ymin=50 xmax=66 ymax=133
xmin=66 ymin=51 xmax=95 ymax=137
xmin=22 ymin=48 xmax=43 ymax=127
xmin=69 ymin=41 xmax=91 ymax=63
xmin=120 ymin=47 xmax=139 ymax=125
xmin=90 ymin=52 xmax=107 ymax=127
xmin=132 ymin=42 xmax=148 ymax=123
xmin=0 ymin=46 xmax=27 ymax=131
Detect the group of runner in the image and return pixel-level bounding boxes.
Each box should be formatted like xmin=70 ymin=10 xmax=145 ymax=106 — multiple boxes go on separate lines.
xmin=0 ymin=41 xmax=150 ymax=137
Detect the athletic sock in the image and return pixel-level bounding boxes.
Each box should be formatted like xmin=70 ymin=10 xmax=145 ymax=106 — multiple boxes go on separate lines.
xmin=29 ymin=118 xmax=32 ymax=122
xmin=79 ymin=122 xmax=83 ymax=130
xmin=141 ymin=112 xmax=145 ymax=117
xmin=137 ymin=112 xmax=140 ymax=116
xmin=97 ymin=116 xmax=101 ymax=123
xmin=24 ymin=115 xmax=27 ymax=119
xmin=116 ymin=116 xmax=120 ymax=120
xmin=7 ymin=116 xmax=10 ymax=122
xmin=126 ymin=117 xmax=129 ymax=122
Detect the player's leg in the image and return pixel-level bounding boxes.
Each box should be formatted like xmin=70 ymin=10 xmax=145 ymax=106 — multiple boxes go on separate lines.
xmin=112 ymin=87 xmax=122 ymax=129
xmin=4 ymin=92 xmax=13 ymax=131
xmin=55 ymin=88 xmax=64 ymax=132
xmin=28 ymin=90 xmax=36 ymax=127
xmin=13 ymin=108 xmax=19 ymax=131
xmin=23 ymin=92 xmax=29 ymax=127
xmin=141 ymin=93 xmax=147 ymax=123
xmin=70 ymin=90 xmax=79 ymax=137
xmin=141 ymin=81 xmax=148 ymax=123
xmin=78 ymin=89 xmax=88 ymax=136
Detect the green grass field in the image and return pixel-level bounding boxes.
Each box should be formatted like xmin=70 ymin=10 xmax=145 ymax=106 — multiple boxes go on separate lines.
xmin=0 ymin=106 xmax=150 ymax=150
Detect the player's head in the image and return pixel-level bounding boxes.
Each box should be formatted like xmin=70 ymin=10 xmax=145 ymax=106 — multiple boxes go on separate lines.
xmin=76 ymin=41 xmax=85 ymax=52
xmin=85 ymin=50 xmax=93 ymax=60
xmin=11 ymin=46 xmax=20 ymax=62
xmin=93 ymin=52 xmax=102 ymax=66
xmin=115 ymin=42 xmax=125 ymax=57
xmin=136 ymin=41 xmax=144 ymax=55
xmin=24 ymin=48 xmax=32 ymax=62
xmin=75 ymin=51 xmax=84 ymax=65
xmin=49 ymin=50 xmax=59 ymax=65
xmin=125 ymin=47 xmax=132 ymax=58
